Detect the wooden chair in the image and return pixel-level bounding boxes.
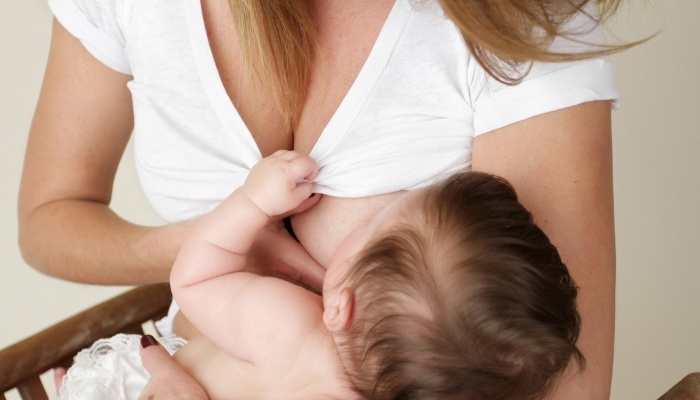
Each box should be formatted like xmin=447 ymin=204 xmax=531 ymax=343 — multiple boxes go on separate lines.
xmin=1 ymin=282 xmax=697 ymax=400
xmin=659 ymin=373 xmax=700 ymax=400
xmin=0 ymin=283 xmax=172 ymax=400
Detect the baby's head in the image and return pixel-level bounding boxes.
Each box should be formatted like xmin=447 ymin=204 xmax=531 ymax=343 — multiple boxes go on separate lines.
xmin=323 ymin=172 xmax=583 ymax=400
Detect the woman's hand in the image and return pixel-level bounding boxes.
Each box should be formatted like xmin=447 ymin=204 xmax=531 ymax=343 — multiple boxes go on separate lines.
xmin=139 ymin=335 xmax=209 ymax=400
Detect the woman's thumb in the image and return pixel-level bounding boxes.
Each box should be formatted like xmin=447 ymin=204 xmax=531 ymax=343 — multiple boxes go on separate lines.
xmin=138 ymin=334 xmax=210 ymax=399
xmin=139 ymin=335 xmax=172 ymax=374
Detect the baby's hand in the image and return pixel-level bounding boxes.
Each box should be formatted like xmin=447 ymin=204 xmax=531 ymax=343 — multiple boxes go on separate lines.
xmin=242 ymin=150 xmax=318 ymax=217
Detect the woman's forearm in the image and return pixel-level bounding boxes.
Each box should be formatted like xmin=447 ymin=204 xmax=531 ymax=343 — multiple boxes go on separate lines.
xmin=17 ymin=19 xmax=186 ymax=285
xmin=18 ymin=198 xmax=188 ymax=284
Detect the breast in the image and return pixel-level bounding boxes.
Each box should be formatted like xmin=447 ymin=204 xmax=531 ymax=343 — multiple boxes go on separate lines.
xmin=291 ymin=192 xmax=406 ymax=268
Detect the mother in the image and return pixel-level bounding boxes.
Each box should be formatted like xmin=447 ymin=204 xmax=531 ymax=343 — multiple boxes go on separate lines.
xmin=19 ymin=0 xmax=625 ymax=398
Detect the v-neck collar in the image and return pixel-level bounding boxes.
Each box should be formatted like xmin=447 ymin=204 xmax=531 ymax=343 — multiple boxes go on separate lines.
xmin=184 ymin=0 xmax=412 ymax=162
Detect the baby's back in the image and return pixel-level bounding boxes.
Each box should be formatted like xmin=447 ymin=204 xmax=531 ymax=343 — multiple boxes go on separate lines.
xmin=174 ymin=334 xmax=356 ymax=399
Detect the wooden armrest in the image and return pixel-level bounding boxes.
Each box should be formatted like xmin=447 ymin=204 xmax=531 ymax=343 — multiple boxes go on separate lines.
xmin=659 ymin=373 xmax=700 ymax=400
xmin=0 ymin=283 xmax=171 ymax=398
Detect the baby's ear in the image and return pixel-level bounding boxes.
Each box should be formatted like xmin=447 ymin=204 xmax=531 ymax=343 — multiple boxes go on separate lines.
xmin=323 ymin=288 xmax=355 ymax=333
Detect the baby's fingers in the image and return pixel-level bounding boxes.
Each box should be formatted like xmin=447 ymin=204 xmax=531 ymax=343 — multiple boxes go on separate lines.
xmin=287 ymin=154 xmax=318 ymax=183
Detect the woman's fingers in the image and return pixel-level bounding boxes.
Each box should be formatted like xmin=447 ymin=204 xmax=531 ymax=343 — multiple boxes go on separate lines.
xmin=138 ymin=335 xmax=209 ymax=400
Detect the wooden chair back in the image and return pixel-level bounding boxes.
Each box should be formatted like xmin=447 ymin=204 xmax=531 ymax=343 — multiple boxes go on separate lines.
xmin=659 ymin=373 xmax=700 ymax=400
xmin=0 ymin=283 xmax=171 ymax=400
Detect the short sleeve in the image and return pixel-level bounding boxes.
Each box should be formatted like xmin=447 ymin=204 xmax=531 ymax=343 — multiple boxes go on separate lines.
xmin=48 ymin=0 xmax=131 ymax=75
xmin=471 ymin=4 xmax=620 ymax=136
xmin=472 ymin=57 xmax=619 ymax=135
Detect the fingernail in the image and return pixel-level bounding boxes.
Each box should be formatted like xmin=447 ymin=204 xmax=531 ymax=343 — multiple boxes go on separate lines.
xmin=140 ymin=334 xmax=159 ymax=348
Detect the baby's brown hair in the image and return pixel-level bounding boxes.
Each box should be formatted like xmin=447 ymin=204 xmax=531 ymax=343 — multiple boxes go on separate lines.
xmin=339 ymin=171 xmax=583 ymax=400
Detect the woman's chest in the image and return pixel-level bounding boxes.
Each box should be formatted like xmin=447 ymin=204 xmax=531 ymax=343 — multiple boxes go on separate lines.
xmin=201 ymin=0 xmax=396 ymax=157
xmin=127 ymin=0 xmax=475 ymax=223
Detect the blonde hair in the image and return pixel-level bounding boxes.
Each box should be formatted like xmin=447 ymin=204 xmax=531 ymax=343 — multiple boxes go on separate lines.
xmin=437 ymin=0 xmax=638 ymax=83
xmin=227 ymin=0 xmax=315 ymax=133
xmin=228 ymin=0 xmax=634 ymax=130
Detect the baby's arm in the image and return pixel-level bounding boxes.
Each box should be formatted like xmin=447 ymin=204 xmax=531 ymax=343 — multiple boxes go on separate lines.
xmin=170 ymin=151 xmax=318 ymax=356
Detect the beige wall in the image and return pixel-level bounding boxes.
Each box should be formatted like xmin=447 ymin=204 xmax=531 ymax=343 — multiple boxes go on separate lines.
xmin=609 ymin=1 xmax=700 ymax=397
xmin=1 ymin=1 xmax=697 ymax=399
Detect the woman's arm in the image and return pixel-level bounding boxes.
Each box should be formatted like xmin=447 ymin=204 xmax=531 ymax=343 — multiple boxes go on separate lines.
xmin=472 ymin=101 xmax=616 ymax=400
xmin=18 ymin=20 xmax=325 ymax=289
xmin=18 ymin=19 xmax=187 ymax=284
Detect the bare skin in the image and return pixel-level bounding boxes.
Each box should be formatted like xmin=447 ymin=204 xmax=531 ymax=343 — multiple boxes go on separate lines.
xmin=170 ymin=151 xmax=361 ymax=400
xmin=473 ymin=101 xmax=616 ymax=400
xmin=21 ymin=0 xmax=615 ymax=398
xmin=200 ymin=0 xmax=402 ymax=268
xmin=139 ymin=338 xmax=210 ymax=400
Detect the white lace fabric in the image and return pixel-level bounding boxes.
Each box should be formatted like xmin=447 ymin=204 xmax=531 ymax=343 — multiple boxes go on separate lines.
xmin=56 ymin=334 xmax=186 ymax=400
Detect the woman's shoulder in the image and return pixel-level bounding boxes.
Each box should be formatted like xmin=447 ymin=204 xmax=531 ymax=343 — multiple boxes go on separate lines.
xmin=48 ymin=0 xmax=187 ymax=75
xmin=49 ymin=0 xmax=127 ymax=32
xmin=49 ymin=0 xmax=186 ymax=38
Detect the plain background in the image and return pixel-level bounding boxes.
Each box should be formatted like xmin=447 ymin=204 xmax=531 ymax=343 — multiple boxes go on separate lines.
xmin=1 ymin=1 xmax=697 ymax=399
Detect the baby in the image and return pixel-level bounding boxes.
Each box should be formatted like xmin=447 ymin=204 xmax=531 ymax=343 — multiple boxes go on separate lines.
xmin=169 ymin=150 xmax=584 ymax=399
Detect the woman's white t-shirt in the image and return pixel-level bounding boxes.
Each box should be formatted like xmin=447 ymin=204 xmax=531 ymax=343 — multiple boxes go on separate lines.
xmin=49 ymin=0 xmax=619 ymax=223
